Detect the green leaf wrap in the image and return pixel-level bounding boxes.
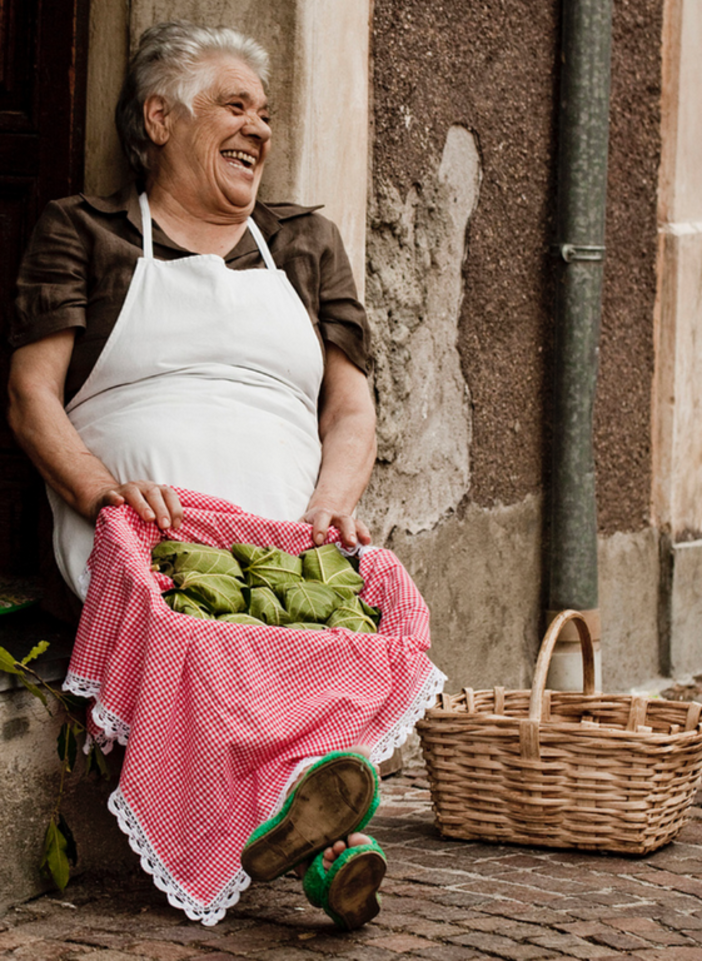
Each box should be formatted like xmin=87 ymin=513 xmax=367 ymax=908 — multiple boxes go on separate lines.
xmin=327 ymin=597 xmax=378 ymax=634
xmin=300 ymin=544 xmax=365 ymax=594
xmin=164 ymin=591 xmax=210 ymax=619
xmin=172 ymin=572 xmax=246 ymax=616
xmin=283 ymin=581 xmax=341 ymax=623
xmin=173 ymin=548 xmax=244 ymax=580
xmin=248 ymin=587 xmax=291 ymax=626
xmin=217 ymin=613 xmax=266 ymax=626
xmin=230 ymin=543 xmax=272 ymax=565
xmin=239 ymin=547 xmax=303 ymax=594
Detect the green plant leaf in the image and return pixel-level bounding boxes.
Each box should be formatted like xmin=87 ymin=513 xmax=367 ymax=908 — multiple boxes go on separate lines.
xmin=57 ymin=723 xmax=78 ymax=772
xmin=57 ymin=814 xmax=78 ymax=867
xmin=172 ymin=572 xmax=246 ymax=616
xmin=0 ymin=647 xmax=21 ymax=675
xmin=248 ymin=587 xmax=291 ymax=626
xmin=301 ymin=545 xmax=365 ymax=594
xmin=18 ymin=675 xmax=48 ymax=707
xmin=41 ymin=820 xmax=70 ymax=891
xmin=285 ymin=622 xmax=327 ymax=631
xmin=21 ymin=640 xmax=50 ymax=666
xmin=62 ymin=693 xmax=89 ymax=713
xmin=86 ymin=742 xmax=110 ymax=779
xmin=95 ymin=744 xmax=110 ymax=778
xmin=283 ymin=581 xmax=341 ymax=623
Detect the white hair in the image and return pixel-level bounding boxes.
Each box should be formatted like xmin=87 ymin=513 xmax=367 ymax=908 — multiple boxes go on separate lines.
xmin=115 ymin=20 xmax=270 ymax=177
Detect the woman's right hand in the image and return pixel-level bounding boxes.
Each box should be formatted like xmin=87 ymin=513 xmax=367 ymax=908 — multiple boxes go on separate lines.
xmin=89 ymin=481 xmax=184 ymax=530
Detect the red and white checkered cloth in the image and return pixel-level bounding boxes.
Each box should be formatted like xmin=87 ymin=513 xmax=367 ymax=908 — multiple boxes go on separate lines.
xmin=64 ymin=489 xmax=445 ymax=924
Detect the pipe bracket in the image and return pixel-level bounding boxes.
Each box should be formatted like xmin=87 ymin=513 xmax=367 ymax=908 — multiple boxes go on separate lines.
xmin=551 ymin=243 xmax=606 ymax=263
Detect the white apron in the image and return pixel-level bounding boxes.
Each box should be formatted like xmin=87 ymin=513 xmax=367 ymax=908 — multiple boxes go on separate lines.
xmin=49 ymin=193 xmax=324 ymax=598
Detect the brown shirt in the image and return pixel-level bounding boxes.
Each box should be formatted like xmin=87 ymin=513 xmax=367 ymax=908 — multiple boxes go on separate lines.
xmin=11 ymin=183 xmax=371 ymax=402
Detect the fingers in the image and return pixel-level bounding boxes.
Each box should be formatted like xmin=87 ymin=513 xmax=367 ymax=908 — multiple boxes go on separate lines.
xmin=302 ymin=506 xmax=372 ymax=549
xmin=98 ymin=482 xmax=183 ymax=529
xmin=354 ymin=518 xmax=372 ymax=546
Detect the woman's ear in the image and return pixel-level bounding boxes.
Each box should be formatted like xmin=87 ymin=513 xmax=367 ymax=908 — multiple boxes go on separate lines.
xmin=143 ymin=95 xmax=172 ymax=146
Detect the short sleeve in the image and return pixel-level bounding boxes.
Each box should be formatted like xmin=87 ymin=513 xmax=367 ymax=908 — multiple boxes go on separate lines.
xmin=10 ymin=201 xmax=89 ymax=348
xmin=317 ymin=219 xmax=372 ymax=375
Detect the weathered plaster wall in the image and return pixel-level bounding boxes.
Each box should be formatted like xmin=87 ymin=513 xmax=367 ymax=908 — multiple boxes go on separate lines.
xmin=371 ymin=0 xmax=661 ymax=533
xmin=368 ymin=0 xmax=665 ymax=688
xmin=362 ymin=126 xmax=479 ymax=542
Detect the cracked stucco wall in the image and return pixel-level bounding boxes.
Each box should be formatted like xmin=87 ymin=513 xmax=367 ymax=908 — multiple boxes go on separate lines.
xmin=362 ymin=126 xmax=480 ymax=543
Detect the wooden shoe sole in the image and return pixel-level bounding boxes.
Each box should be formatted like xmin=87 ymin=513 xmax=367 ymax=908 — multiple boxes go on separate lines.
xmin=241 ymin=752 xmax=378 ymax=882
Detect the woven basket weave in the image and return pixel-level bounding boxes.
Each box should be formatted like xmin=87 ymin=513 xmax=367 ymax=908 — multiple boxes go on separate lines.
xmin=417 ymin=610 xmax=702 ymax=855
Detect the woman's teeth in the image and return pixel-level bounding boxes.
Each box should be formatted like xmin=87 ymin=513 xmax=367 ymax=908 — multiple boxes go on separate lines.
xmin=221 ymin=150 xmax=255 ymax=168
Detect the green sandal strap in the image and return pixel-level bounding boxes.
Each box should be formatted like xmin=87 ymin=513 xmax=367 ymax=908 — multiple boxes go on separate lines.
xmin=303 ymin=837 xmax=387 ymax=928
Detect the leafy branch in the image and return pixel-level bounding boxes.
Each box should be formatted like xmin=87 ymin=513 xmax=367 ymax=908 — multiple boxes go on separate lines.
xmin=0 ymin=642 xmax=109 ymax=890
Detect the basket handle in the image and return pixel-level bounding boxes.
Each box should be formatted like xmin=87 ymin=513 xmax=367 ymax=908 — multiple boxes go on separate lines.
xmin=528 ymin=609 xmax=596 ymax=723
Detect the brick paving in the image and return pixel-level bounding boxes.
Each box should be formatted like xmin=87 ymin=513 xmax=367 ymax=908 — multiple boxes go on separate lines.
xmin=3 ymin=767 xmax=702 ymax=960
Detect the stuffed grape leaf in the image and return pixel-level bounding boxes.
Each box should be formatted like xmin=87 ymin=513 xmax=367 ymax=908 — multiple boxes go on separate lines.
xmin=300 ymin=544 xmax=364 ymax=594
xmin=327 ymin=597 xmax=378 ymax=634
xmin=247 ymin=587 xmax=292 ymax=626
xmin=217 ymin=613 xmax=266 ymax=626
xmin=173 ymin=548 xmax=244 ymax=580
xmin=172 ymin=572 xmax=246 ymax=616
xmin=236 ymin=546 xmax=303 ymax=594
xmin=283 ymin=581 xmax=341 ymax=623
xmin=164 ymin=591 xmax=210 ymax=619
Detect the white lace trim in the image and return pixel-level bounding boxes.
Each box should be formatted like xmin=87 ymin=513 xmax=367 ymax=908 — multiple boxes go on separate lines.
xmin=62 ymin=671 xmax=101 ymax=699
xmin=369 ymin=664 xmax=446 ymax=766
xmin=62 ymin=674 xmax=131 ymax=755
xmin=108 ymin=787 xmax=251 ymax=926
xmin=90 ymin=699 xmax=131 ymax=750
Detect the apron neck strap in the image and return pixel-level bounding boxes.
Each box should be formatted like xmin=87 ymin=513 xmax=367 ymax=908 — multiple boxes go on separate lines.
xmin=138 ymin=192 xmax=154 ymax=260
xmin=138 ymin=192 xmax=275 ymax=269
xmin=246 ymin=216 xmax=277 ymax=271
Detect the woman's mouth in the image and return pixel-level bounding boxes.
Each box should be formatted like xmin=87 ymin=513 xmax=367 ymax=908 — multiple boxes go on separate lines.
xmin=221 ymin=149 xmax=256 ymax=170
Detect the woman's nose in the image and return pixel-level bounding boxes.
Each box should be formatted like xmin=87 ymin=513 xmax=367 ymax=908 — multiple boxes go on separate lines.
xmin=243 ymin=111 xmax=271 ymax=140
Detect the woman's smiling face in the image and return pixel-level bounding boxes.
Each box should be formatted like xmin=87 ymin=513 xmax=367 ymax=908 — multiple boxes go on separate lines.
xmin=147 ymin=56 xmax=271 ymax=221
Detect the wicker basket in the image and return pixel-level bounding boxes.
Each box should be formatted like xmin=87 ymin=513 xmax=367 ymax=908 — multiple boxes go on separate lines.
xmin=417 ymin=610 xmax=702 ymax=855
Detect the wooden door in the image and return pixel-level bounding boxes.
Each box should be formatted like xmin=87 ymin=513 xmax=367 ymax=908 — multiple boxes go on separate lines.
xmin=0 ymin=0 xmax=89 ymax=576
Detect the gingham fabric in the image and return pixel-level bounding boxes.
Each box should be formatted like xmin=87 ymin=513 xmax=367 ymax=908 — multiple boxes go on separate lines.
xmin=64 ymin=489 xmax=445 ymax=924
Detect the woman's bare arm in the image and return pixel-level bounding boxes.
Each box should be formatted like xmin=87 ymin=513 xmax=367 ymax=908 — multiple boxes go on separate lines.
xmin=7 ymin=331 xmax=182 ymax=528
xmin=303 ymin=342 xmax=377 ymax=547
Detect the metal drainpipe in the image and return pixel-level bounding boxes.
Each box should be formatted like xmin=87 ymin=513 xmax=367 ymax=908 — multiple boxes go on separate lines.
xmin=546 ymin=0 xmax=613 ymax=690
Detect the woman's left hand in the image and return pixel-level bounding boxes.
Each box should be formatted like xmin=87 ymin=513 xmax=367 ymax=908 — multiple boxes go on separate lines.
xmin=302 ymin=505 xmax=371 ymax=550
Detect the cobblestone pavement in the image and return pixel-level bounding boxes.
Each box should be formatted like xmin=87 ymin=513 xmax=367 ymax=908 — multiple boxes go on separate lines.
xmin=3 ymin=766 xmax=702 ymax=960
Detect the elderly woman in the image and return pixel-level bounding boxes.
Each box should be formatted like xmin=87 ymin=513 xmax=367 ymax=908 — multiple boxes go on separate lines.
xmin=7 ymin=21 xmax=442 ymax=929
